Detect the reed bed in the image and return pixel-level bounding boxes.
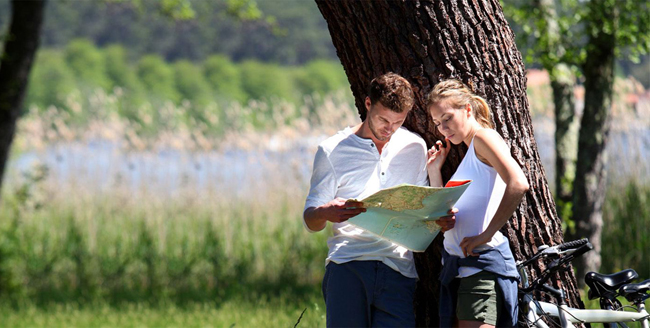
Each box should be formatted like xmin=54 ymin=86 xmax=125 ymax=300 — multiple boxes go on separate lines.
xmin=0 ymin=176 xmax=329 ymax=305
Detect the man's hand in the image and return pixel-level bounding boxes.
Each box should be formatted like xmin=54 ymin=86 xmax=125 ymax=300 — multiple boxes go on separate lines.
xmin=304 ymin=198 xmax=366 ymax=231
xmin=322 ymin=198 xmax=366 ymax=223
xmin=435 ymin=208 xmax=458 ymax=232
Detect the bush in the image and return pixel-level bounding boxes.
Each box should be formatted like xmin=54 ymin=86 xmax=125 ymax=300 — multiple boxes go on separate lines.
xmin=239 ymin=60 xmax=295 ymax=102
xmin=26 ymin=50 xmax=77 ymax=110
xmin=64 ymin=39 xmax=110 ymax=90
xmin=294 ymin=60 xmax=348 ymax=96
xmin=103 ymin=44 xmax=143 ymax=94
xmin=203 ymin=55 xmax=246 ymax=103
xmin=136 ymin=55 xmax=180 ymax=103
xmin=173 ymin=60 xmax=212 ymax=108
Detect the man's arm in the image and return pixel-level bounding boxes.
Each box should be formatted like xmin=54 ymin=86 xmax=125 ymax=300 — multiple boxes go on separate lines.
xmin=303 ymin=199 xmax=366 ymax=232
xmin=304 ymin=145 xmax=367 ymax=232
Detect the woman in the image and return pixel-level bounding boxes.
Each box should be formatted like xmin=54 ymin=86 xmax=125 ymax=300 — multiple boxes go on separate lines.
xmin=426 ymin=80 xmax=529 ymax=328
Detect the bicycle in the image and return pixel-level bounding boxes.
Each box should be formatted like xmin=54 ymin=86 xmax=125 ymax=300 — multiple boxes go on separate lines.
xmin=517 ymin=238 xmax=650 ymax=328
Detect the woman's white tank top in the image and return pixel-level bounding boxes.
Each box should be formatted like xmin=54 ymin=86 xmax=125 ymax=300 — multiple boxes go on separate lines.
xmin=443 ymin=135 xmax=507 ymax=278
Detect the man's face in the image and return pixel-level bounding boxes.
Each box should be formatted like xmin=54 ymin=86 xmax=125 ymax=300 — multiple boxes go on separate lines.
xmin=366 ymin=100 xmax=409 ymax=142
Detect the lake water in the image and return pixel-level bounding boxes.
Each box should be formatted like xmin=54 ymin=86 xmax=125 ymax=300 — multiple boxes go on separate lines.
xmin=6 ymin=119 xmax=649 ymax=198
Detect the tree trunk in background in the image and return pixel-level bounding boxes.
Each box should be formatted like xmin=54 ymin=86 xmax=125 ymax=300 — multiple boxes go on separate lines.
xmin=550 ymin=64 xmax=578 ymax=223
xmin=0 ymin=0 xmax=47 ymax=201
xmin=572 ymin=10 xmax=616 ymax=286
xmin=533 ymin=0 xmax=578 ymax=223
xmin=316 ymin=1 xmax=582 ymax=326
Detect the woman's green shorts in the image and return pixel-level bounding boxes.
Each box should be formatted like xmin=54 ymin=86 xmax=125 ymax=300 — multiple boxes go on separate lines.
xmin=456 ymin=270 xmax=502 ymax=325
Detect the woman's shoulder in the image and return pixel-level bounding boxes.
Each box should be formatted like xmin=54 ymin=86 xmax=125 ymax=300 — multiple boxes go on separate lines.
xmin=472 ymin=129 xmax=509 ymax=164
xmin=473 ymin=128 xmax=506 ymax=149
xmin=474 ymin=128 xmax=502 ymax=140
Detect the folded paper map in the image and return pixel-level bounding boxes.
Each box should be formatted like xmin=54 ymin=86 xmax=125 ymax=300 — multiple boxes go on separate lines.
xmin=347 ymin=180 xmax=471 ymax=252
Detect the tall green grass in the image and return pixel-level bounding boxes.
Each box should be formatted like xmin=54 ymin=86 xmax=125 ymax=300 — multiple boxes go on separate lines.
xmin=0 ymin=298 xmax=326 ymax=327
xmin=0 ymin=181 xmax=328 ymax=308
xmin=601 ymin=179 xmax=650 ymax=279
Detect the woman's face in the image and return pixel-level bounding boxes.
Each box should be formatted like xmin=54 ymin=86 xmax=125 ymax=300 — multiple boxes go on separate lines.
xmin=429 ymin=100 xmax=471 ymax=145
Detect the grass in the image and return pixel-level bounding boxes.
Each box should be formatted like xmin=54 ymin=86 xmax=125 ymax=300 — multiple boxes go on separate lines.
xmin=0 ymin=174 xmax=329 ymax=327
xmin=1 ymin=175 xmax=646 ymax=328
xmin=601 ymin=180 xmax=650 ymax=279
xmin=0 ymin=294 xmax=325 ymax=327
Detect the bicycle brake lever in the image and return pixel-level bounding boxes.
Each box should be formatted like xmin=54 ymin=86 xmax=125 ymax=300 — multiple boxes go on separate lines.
xmin=547 ymin=258 xmax=561 ymax=269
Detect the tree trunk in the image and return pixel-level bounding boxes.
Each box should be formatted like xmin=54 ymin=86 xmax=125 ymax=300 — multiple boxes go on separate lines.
xmin=533 ymin=0 xmax=577 ymax=223
xmin=315 ymin=0 xmax=582 ymax=326
xmin=550 ymin=65 xmax=578 ymax=222
xmin=571 ymin=9 xmax=616 ymax=286
xmin=532 ymin=0 xmax=578 ymax=222
xmin=0 ymin=0 xmax=47 ymax=201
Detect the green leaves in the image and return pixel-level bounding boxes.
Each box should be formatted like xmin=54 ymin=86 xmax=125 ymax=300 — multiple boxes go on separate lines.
xmin=159 ymin=0 xmax=196 ymax=20
xmin=65 ymin=39 xmax=111 ymax=90
xmin=225 ymin=0 xmax=263 ymax=21
xmin=502 ymin=0 xmax=650 ymax=67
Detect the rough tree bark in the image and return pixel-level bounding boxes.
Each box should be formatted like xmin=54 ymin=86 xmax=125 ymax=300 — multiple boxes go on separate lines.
xmin=315 ymin=1 xmax=583 ymax=326
xmin=0 ymin=0 xmax=47 ymax=201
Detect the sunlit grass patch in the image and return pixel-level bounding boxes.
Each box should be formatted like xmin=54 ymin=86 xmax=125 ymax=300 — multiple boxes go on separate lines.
xmin=0 ymin=293 xmax=326 ymax=327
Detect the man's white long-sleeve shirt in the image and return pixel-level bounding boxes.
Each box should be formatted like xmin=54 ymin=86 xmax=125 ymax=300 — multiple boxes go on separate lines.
xmin=304 ymin=126 xmax=428 ymax=278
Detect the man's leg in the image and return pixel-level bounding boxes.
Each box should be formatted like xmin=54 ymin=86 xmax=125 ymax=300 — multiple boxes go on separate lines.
xmin=372 ymin=263 xmax=417 ymax=327
xmin=322 ymin=261 xmax=375 ymax=327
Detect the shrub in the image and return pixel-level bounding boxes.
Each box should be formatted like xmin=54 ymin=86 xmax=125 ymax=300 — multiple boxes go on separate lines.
xmin=239 ymin=60 xmax=295 ymax=102
xmin=173 ymin=60 xmax=212 ymax=108
xmin=203 ymin=55 xmax=245 ymax=103
xmin=64 ymin=39 xmax=110 ymax=90
xmin=136 ymin=55 xmax=180 ymax=103
xmin=26 ymin=50 xmax=77 ymax=110
xmin=294 ymin=60 xmax=348 ymax=96
xmin=103 ymin=44 xmax=143 ymax=94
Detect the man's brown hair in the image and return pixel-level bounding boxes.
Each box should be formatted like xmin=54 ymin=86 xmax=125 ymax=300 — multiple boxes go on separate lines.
xmin=367 ymin=72 xmax=414 ymax=113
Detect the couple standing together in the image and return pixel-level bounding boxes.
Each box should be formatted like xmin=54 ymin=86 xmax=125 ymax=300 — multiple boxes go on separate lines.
xmin=303 ymin=73 xmax=530 ymax=327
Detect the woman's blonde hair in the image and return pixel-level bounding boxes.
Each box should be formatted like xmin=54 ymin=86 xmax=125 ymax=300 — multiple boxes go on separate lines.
xmin=426 ymin=79 xmax=494 ymax=129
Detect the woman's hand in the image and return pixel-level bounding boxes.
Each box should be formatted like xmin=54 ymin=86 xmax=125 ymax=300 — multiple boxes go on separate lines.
xmin=459 ymin=233 xmax=491 ymax=257
xmin=427 ymin=138 xmax=451 ymax=172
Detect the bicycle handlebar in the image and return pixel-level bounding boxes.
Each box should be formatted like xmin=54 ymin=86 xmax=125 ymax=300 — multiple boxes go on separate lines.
xmin=518 ymin=239 xmax=593 ymax=294
xmin=557 ymin=238 xmax=589 ymax=251
xmin=517 ymin=238 xmax=591 ymax=268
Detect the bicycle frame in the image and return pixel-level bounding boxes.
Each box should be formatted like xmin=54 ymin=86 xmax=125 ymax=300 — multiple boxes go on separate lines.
xmin=521 ymin=292 xmax=649 ymax=328
xmin=518 ymin=240 xmax=650 ymax=328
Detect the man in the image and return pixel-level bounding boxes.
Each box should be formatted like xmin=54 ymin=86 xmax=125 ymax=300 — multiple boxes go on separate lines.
xmin=304 ymin=72 xmax=452 ymax=327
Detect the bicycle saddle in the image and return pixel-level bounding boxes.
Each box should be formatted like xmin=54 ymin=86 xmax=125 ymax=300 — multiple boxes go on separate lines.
xmin=619 ymin=279 xmax=650 ymax=302
xmin=586 ymin=269 xmax=639 ymax=299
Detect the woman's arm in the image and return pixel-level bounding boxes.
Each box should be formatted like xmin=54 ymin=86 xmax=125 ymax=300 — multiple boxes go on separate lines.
xmin=459 ymin=129 xmax=529 ymax=257
xmin=426 ymin=138 xmax=457 ymax=231
xmin=427 ymin=138 xmax=451 ymax=187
